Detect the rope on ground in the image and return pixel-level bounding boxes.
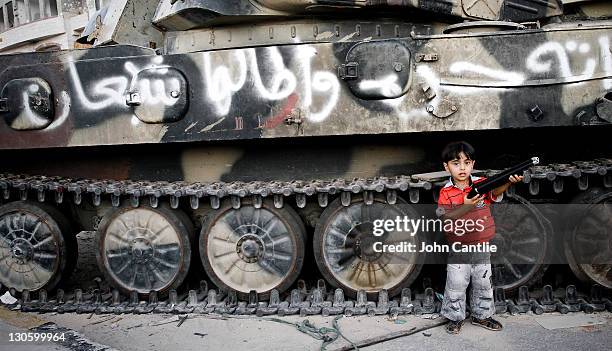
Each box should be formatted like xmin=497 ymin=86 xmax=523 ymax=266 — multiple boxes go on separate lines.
xmin=332 ymin=315 xmax=359 ymax=351
xmin=207 ymin=314 xmax=356 ymax=350
xmin=185 ymin=313 xmax=444 ymax=350
xmin=259 ymin=315 xmax=357 ymax=351
xmin=330 ymin=319 xmax=448 ymax=351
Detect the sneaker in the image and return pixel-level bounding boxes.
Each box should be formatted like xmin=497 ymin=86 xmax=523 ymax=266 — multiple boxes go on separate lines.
xmin=446 ymin=319 xmax=464 ymax=334
xmin=471 ymin=316 xmax=503 ymax=331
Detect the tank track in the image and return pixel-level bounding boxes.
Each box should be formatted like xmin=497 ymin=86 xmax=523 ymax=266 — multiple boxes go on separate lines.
xmin=5 ymin=281 xmax=612 ymax=317
xmin=0 ymin=158 xmax=610 ymax=210
xmin=1 ymin=157 xmax=612 ymax=316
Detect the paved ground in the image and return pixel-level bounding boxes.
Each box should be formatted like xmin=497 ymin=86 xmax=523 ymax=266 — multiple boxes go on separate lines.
xmin=1 ymin=232 xmax=609 ymax=350
xmin=0 ymin=306 xmax=610 ymax=351
xmin=0 ymin=308 xmax=69 ymax=351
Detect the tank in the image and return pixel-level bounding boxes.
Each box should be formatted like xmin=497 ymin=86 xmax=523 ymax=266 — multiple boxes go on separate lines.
xmin=0 ymin=0 xmax=610 ymax=306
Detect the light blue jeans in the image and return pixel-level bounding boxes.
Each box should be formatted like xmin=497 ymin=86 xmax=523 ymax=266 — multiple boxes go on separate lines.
xmin=441 ymin=251 xmax=495 ymax=321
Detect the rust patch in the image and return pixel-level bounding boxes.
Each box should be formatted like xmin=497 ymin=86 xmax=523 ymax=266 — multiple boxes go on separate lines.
xmin=263 ymin=93 xmax=298 ymax=129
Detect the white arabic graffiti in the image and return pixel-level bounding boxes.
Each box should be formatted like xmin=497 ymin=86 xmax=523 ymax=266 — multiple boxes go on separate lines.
xmin=68 ymin=56 xmax=179 ymax=111
xmin=65 ymin=34 xmax=611 ymax=127
xmin=445 ymin=36 xmax=610 ymax=89
xmin=526 ymin=41 xmax=597 ymax=78
xmin=449 ymin=62 xmax=525 ymax=85
xmin=359 ymin=74 xmax=403 ymax=98
xmin=202 ymin=45 xmax=339 ymax=122
xmin=296 ymin=45 xmax=340 ymax=122
xmin=599 ymin=36 xmax=612 ymax=89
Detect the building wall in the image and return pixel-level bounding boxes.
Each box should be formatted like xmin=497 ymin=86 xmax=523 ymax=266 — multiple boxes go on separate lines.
xmin=0 ymin=0 xmax=98 ymax=53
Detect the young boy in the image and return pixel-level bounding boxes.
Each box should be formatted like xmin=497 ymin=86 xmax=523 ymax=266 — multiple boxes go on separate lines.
xmin=436 ymin=141 xmax=523 ymax=334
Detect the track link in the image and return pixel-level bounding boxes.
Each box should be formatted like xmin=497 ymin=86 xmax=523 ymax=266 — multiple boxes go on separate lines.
xmin=4 ymin=281 xmax=612 ymax=317
xmin=0 ymin=158 xmax=610 ymax=209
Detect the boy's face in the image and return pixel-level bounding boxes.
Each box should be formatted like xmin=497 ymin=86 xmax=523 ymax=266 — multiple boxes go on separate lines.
xmin=443 ymin=152 xmax=475 ymax=183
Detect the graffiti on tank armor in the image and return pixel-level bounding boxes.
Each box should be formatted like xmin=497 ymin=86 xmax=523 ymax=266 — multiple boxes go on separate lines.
xmin=0 ymin=28 xmax=609 ymax=149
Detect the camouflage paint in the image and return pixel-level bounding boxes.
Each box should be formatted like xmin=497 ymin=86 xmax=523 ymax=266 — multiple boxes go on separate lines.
xmin=0 ymin=20 xmax=610 ymax=151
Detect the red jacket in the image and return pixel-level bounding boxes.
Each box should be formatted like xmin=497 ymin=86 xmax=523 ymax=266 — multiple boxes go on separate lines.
xmin=436 ymin=176 xmax=503 ymax=244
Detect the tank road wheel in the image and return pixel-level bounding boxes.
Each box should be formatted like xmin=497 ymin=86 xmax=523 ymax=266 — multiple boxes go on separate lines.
xmin=565 ymin=188 xmax=612 ymax=288
xmin=490 ymin=194 xmax=552 ymax=293
xmin=313 ymin=195 xmax=423 ymax=299
xmin=0 ymin=201 xmax=74 ymax=294
xmin=96 ymin=206 xmax=193 ymax=295
xmin=200 ymin=200 xmax=305 ymax=300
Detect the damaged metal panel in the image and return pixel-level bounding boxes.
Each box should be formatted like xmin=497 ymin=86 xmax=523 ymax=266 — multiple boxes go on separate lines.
xmin=152 ymin=0 xmax=565 ymax=32
xmin=501 ymin=0 xmax=563 ymax=22
xmin=84 ymin=0 xmax=162 ymax=48
xmin=459 ymin=0 xmax=563 ymax=22
xmin=462 ymin=0 xmax=505 ymax=20
xmin=153 ymin=0 xmax=264 ymax=31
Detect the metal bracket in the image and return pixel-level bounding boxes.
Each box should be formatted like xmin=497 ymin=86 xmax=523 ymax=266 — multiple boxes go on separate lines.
xmin=520 ymin=21 xmax=541 ymax=30
xmin=125 ymin=92 xmax=142 ymax=106
xmin=420 ymin=83 xmax=436 ymax=100
xmin=426 ymin=98 xmax=458 ymax=118
xmin=285 ymin=108 xmax=304 ymax=136
xmin=338 ymin=62 xmax=359 ymax=80
xmin=284 ymin=108 xmax=303 ymax=126
xmin=415 ymin=53 xmax=438 ymax=62
xmin=528 ymin=105 xmax=544 ymax=122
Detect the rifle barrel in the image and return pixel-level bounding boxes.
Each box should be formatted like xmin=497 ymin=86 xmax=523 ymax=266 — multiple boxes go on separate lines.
xmin=467 ymin=157 xmax=539 ymax=198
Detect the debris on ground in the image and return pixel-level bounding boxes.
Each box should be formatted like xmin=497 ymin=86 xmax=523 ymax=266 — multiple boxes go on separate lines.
xmin=419 ymin=313 xmax=440 ymax=320
xmin=331 ymin=320 xmax=448 ymax=351
xmin=386 ymin=315 xmax=407 ymax=324
xmin=126 ymin=323 xmax=143 ymax=330
xmin=0 ymin=292 xmax=17 ymax=305
xmin=177 ymin=315 xmax=188 ymax=327
xmin=534 ymin=314 xmax=607 ymax=330
xmin=150 ymin=316 xmax=183 ymax=327
xmin=87 ymin=315 xmax=115 ymax=326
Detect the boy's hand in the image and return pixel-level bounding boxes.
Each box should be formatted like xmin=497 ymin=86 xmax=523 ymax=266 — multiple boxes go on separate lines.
xmin=509 ymin=174 xmax=524 ymax=183
xmin=464 ymin=193 xmax=485 ymax=206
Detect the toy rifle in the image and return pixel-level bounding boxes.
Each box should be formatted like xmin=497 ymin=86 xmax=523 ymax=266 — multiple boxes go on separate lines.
xmin=467 ymin=157 xmax=539 ymax=198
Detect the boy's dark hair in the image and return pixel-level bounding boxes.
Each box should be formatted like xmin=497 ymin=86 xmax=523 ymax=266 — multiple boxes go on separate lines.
xmin=441 ymin=141 xmax=475 ymax=162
